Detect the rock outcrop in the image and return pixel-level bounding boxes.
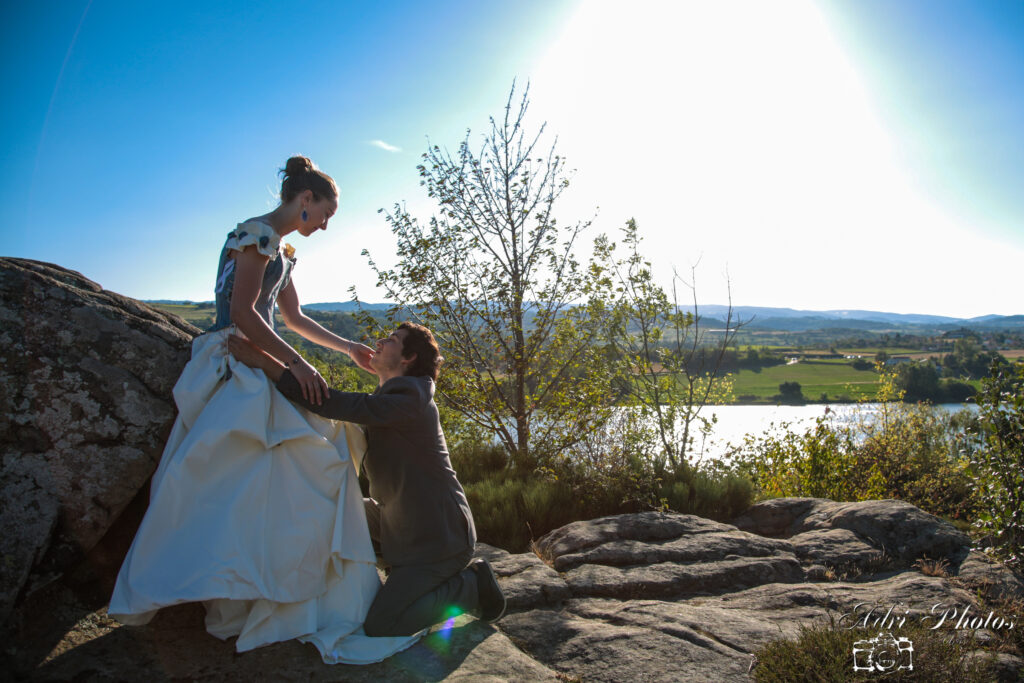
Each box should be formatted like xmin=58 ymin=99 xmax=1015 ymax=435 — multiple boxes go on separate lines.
xmin=492 ymin=501 xmax=1021 ymax=681
xmin=10 ymin=499 xmax=1021 ymax=681
xmin=0 ymin=258 xmax=199 ymax=624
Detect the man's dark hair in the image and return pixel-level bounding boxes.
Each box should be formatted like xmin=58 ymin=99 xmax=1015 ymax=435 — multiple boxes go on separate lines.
xmin=398 ymin=322 xmax=443 ymax=381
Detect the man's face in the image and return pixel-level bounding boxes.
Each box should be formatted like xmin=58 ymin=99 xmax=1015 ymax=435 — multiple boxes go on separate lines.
xmin=370 ymin=329 xmax=410 ymax=375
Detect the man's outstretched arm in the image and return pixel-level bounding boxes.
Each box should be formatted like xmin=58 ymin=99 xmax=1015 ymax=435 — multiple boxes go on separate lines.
xmin=228 ymin=334 xmax=417 ymax=425
xmin=228 ymin=334 xmax=286 ymax=382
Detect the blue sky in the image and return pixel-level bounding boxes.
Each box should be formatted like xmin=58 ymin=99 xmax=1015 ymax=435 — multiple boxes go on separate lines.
xmin=2 ymin=0 xmax=1022 ymax=318
xmin=820 ymin=0 xmax=1024 ymax=240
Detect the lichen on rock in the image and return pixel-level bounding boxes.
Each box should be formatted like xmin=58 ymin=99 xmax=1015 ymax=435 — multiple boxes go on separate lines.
xmin=0 ymin=257 xmax=199 ymax=624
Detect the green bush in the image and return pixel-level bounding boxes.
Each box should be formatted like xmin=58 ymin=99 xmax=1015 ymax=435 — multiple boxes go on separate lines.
xmin=453 ymin=412 xmax=755 ymax=552
xmin=733 ymin=402 xmax=979 ymax=523
xmin=777 ymin=381 xmax=805 ymax=405
xmin=658 ymin=460 xmax=754 ymax=521
xmin=965 ymin=362 xmax=1024 ymax=566
xmin=463 ymin=475 xmax=581 ymax=552
xmin=449 ymin=441 xmax=509 ymax=485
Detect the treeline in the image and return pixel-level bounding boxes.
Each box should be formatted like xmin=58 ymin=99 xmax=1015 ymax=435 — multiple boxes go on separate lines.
xmin=294 ymin=308 xmax=1016 ymax=405
xmin=893 ymin=336 xmax=1008 ymax=403
xmin=835 ymin=329 xmax=1024 ymax=354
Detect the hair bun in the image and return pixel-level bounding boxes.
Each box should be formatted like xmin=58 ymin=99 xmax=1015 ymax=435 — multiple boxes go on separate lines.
xmin=283 ymin=155 xmax=315 ymax=178
xmin=277 ymin=156 xmax=338 ymax=203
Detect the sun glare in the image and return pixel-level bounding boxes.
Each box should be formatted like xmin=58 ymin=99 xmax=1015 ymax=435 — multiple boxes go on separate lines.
xmin=528 ymin=0 xmax=1022 ymax=315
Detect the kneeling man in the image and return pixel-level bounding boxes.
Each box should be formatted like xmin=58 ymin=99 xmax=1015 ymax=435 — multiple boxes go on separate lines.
xmin=228 ymin=322 xmax=505 ymax=636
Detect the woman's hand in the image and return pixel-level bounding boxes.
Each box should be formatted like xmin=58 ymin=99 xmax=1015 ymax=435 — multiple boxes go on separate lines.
xmin=288 ymin=356 xmax=328 ymax=405
xmin=347 ymin=342 xmax=377 ymax=374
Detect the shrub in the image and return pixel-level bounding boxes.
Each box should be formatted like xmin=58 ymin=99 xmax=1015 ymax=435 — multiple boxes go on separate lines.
xmin=464 ymin=475 xmax=579 ymax=552
xmin=455 ymin=410 xmax=756 ymax=552
xmin=449 ymin=441 xmax=509 ymax=485
xmin=965 ymin=362 xmax=1024 ymax=565
xmin=732 ymin=402 xmax=979 ymax=523
xmin=657 ymin=459 xmax=754 ymax=521
xmin=940 ymin=378 xmax=977 ymax=402
xmin=752 ymin=619 xmax=996 ymax=682
xmin=851 ymin=357 xmax=874 ymax=371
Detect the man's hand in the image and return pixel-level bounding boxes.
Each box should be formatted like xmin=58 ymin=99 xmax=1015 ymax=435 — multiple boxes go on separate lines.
xmin=348 ymin=342 xmax=377 ymax=374
xmin=228 ymin=334 xmax=286 ymax=382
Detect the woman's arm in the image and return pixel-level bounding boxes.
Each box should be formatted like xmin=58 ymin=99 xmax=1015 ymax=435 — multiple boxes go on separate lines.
xmin=277 ymin=279 xmax=376 ymax=373
xmin=229 ymin=246 xmax=327 ymax=403
xmin=228 ymin=334 xmax=416 ymax=425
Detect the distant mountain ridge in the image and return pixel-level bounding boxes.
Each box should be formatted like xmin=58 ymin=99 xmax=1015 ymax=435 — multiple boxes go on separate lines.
xmin=689 ymin=305 xmax=965 ymax=326
xmin=144 ymin=300 xmax=1024 ymax=330
xmin=304 ymin=301 xmax=393 ymax=312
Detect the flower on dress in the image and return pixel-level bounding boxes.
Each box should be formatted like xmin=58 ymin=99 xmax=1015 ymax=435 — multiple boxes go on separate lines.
xmin=283 ymin=243 xmax=296 ymax=260
xmin=259 ymin=235 xmax=270 ymax=249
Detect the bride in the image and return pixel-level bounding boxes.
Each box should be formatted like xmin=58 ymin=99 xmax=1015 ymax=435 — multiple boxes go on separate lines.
xmin=109 ymin=156 xmax=420 ymax=663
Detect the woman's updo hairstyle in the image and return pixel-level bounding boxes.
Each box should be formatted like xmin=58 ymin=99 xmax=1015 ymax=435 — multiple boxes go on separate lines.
xmin=279 ymin=155 xmax=338 ymax=204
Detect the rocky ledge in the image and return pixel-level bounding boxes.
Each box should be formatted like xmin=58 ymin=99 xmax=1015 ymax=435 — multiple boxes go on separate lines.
xmin=7 ymin=499 xmax=1023 ymax=681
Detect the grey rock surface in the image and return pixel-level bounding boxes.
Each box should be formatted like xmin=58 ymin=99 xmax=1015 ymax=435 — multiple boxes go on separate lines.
xmin=0 ymin=258 xmax=198 ymax=624
xmin=474 ymin=543 xmax=571 ymax=610
xmin=16 ymin=596 xmax=560 ymax=682
xmin=487 ymin=507 xmax=1019 ymax=681
xmin=735 ymin=497 xmax=971 ymax=566
xmin=534 ymin=510 xmax=734 ymax=563
xmin=496 ymin=573 xmax=991 ymax=683
xmin=789 ymin=527 xmax=885 ymax=570
xmin=955 ymin=550 xmax=1024 ymax=601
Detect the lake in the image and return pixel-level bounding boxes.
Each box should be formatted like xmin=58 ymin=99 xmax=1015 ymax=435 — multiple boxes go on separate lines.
xmin=622 ymin=402 xmax=978 ymax=462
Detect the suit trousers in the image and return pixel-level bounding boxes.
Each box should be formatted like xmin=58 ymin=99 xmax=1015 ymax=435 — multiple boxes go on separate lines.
xmin=362 ymin=498 xmax=479 ymax=637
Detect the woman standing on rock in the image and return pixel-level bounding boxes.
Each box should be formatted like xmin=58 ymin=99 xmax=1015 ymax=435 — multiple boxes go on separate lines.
xmin=109 ymin=157 xmax=419 ymax=664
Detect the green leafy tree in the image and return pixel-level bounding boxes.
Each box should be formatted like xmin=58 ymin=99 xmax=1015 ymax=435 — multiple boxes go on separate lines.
xmin=777 ymin=381 xmax=804 ymax=404
xmin=355 ymin=85 xmax=614 ymax=471
xmin=895 ymin=360 xmax=941 ymax=402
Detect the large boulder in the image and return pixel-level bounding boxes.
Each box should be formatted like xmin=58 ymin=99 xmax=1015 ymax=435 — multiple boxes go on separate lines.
xmin=734 ymin=497 xmax=972 ymax=566
xmin=0 ymin=258 xmax=199 ymax=624
xmin=533 ymin=510 xmax=802 ymax=600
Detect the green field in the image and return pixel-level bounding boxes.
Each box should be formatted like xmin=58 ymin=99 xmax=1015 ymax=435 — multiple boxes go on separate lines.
xmin=727 ymin=359 xmax=880 ymax=403
xmin=152 ymin=302 xmax=217 ymax=328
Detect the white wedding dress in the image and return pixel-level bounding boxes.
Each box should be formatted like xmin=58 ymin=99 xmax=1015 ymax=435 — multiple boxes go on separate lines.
xmin=109 ymin=328 xmax=420 ymax=663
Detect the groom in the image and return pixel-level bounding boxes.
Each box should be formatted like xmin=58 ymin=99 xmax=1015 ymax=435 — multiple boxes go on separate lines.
xmin=228 ymin=323 xmax=505 ymax=637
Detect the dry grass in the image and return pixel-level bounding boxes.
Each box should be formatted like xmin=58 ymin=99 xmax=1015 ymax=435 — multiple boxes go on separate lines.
xmin=913 ymin=556 xmax=951 ymax=577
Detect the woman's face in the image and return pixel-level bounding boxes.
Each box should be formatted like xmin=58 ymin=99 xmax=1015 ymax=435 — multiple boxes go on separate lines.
xmin=298 ymin=194 xmax=338 ymax=237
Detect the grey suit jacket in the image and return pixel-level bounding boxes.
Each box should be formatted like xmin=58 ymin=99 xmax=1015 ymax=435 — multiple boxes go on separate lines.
xmin=277 ymin=371 xmax=476 ymax=567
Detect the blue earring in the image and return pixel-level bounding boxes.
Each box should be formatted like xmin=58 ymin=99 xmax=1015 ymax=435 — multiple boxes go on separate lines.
xmin=301 ymin=209 xmax=308 ymax=222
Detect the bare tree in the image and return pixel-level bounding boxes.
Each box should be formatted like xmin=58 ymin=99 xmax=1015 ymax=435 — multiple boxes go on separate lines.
xmin=355 ymin=84 xmax=615 ymax=470
xmin=596 ymin=219 xmax=742 ymax=467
